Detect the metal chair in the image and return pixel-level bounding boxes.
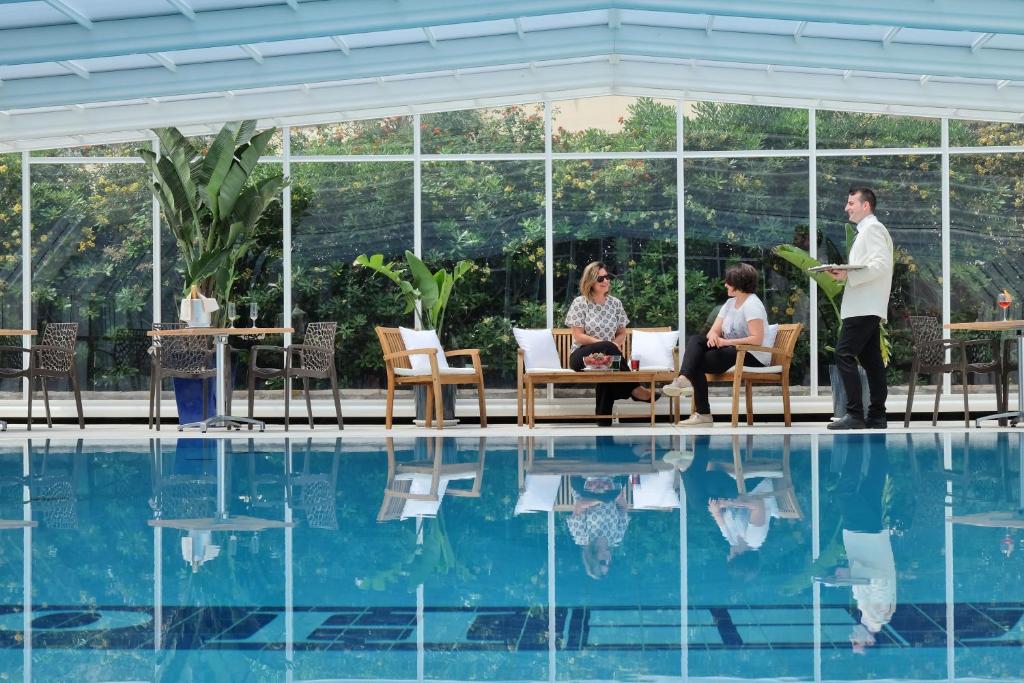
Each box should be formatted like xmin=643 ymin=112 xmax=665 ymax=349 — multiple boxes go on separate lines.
xmin=904 ymin=316 xmax=1002 ymax=427
xmin=247 ymin=321 xmax=343 ymax=430
xmin=999 ymin=337 xmax=1018 ymax=419
xmin=0 ymin=322 xmax=84 ymax=430
xmin=148 ymin=322 xmax=217 ymax=430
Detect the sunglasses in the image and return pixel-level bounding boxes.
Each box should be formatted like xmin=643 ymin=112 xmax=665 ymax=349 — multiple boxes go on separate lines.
xmin=596 ymin=274 xmax=615 ymax=283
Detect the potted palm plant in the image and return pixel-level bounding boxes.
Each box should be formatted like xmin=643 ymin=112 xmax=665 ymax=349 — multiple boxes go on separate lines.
xmin=140 ymin=121 xmax=287 ymax=422
xmin=774 ymin=232 xmax=890 ymax=418
xmin=355 ymin=250 xmax=475 ymax=423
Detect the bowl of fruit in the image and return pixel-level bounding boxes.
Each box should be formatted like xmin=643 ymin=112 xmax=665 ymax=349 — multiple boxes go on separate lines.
xmin=583 ymin=352 xmax=614 ymax=371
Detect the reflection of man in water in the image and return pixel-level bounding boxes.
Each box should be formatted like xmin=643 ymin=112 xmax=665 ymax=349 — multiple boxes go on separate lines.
xmin=567 ymin=475 xmax=629 ymax=580
xmin=681 ymin=437 xmax=780 ymax=578
xmin=833 ymin=434 xmax=896 ymax=653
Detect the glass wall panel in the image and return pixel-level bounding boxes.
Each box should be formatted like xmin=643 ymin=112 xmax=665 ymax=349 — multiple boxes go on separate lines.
xmin=684 ymin=102 xmax=808 ymax=151
xmin=552 ymin=158 xmax=677 ymax=328
xmin=421 ymin=104 xmax=544 ymax=154
xmin=949 ymin=152 xmax=1024 ymax=399
xmin=552 ymin=96 xmax=676 ymax=153
xmin=949 ymin=119 xmax=1024 ymax=147
xmin=0 ymin=154 xmax=23 ymax=394
xmin=817 ymin=111 xmax=940 ymax=149
xmin=422 ymin=161 xmax=545 ymax=388
xmin=291 ymin=117 xmax=414 ymax=155
xmin=816 ymin=155 xmax=942 ymax=387
xmin=291 ymin=162 xmax=414 ymax=389
xmin=684 ymin=157 xmax=810 ymax=385
xmin=31 ymin=162 xmax=152 ymax=391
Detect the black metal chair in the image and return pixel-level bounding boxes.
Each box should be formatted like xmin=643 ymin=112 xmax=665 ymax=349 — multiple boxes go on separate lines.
xmin=0 ymin=322 xmax=84 ymax=430
xmin=247 ymin=321 xmax=343 ymax=430
xmin=904 ymin=316 xmax=1001 ymax=427
xmin=999 ymin=337 xmax=1018 ymax=418
xmin=148 ymin=322 xmax=217 ymax=430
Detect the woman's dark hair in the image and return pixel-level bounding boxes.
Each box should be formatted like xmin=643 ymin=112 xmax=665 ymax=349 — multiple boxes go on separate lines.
xmin=724 ymin=263 xmax=758 ymax=294
xmin=726 ymin=549 xmax=761 ymax=581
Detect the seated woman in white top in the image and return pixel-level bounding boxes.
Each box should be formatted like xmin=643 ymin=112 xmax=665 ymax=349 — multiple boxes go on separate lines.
xmin=663 ymin=263 xmax=772 ymax=426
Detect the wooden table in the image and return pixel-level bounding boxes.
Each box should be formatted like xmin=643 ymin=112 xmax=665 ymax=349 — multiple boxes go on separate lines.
xmin=0 ymin=329 xmax=37 ymax=432
xmin=523 ymin=368 xmax=679 ymax=428
xmin=946 ymin=320 xmax=1024 ymax=427
xmin=148 ymin=326 xmax=292 ymax=432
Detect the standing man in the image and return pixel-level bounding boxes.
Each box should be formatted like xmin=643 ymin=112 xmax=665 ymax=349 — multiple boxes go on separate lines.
xmin=827 ymin=187 xmax=894 ymax=430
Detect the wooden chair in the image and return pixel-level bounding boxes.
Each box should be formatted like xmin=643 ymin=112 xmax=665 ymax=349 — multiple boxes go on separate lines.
xmin=703 ymin=322 xmax=803 ymax=427
xmin=710 ymin=435 xmax=802 ymax=520
xmin=903 ymin=316 xmax=1001 ymax=427
xmin=0 ymin=322 xmax=84 ymax=430
xmin=375 ymin=326 xmax=486 ymax=429
xmin=248 ymin=321 xmax=344 ymax=430
xmin=377 ymin=437 xmax=485 ymax=522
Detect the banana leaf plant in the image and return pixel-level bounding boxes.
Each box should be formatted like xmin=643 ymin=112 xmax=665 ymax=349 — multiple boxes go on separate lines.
xmin=139 ymin=121 xmax=286 ymax=305
xmin=773 ymin=230 xmax=891 ymax=365
xmin=354 ymin=250 xmax=473 ymax=341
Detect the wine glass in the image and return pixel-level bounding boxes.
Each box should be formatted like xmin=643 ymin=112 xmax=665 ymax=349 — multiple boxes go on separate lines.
xmin=226 ymin=302 xmax=238 ymax=328
xmin=249 ymin=301 xmax=259 ymax=328
xmin=997 ymin=291 xmax=1012 ymax=322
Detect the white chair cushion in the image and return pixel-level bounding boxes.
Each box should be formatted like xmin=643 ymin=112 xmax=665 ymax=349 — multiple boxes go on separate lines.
xmin=630 ymin=330 xmax=678 ymax=370
xmin=399 ymin=473 xmax=447 ymax=519
xmin=514 ymin=474 xmax=562 ymax=514
xmin=764 ymin=323 xmax=779 ymax=351
xmin=394 ymin=366 xmax=476 ymax=377
xmin=513 ymin=328 xmax=563 ymax=370
xmin=723 ymin=364 xmax=784 ymax=374
xmin=398 ymin=327 xmax=449 ymax=374
xmin=632 ymin=469 xmax=680 ymax=509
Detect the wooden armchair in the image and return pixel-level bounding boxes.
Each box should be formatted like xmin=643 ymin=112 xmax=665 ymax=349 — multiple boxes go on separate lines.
xmin=703 ymin=323 xmax=803 ymax=427
xmin=375 ymin=327 xmax=486 ymax=429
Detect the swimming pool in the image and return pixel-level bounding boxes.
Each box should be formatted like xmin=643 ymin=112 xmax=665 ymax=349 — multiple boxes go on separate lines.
xmin=0 ymin=433 xmax=1021 ymax=682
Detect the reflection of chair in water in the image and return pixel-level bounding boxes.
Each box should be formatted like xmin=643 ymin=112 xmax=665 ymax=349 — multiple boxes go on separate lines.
xmin=149 ymin=440 xmax=217 ymax=520
xmin=378 ymin=437 xmax=485 ymax=522
xmin=249 ymin=438 xmax=341 ymax=530
xmin=515 ymin=436 xmax=679 ymax=513
xmin=948 ymin=433 xmax=1023 ymax=528
xmin=13 ymin=440 xmax=84 ymax=530
xmin=708 ymin=435 xmax=803 ymax=520
xmin=0 ymin=454 xmax=37 ymax=529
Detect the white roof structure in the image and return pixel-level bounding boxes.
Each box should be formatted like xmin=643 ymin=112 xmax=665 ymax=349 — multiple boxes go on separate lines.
xmin=2 ymin=0 xmax=1024 ymax=150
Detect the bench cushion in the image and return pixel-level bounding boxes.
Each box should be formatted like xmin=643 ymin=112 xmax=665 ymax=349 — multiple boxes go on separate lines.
xmin=514 ymin=328 xmax=563 ymax=370
xmin=721 ymin=364 xmax=784 ymax=374
xmin=630 ymin=329 xmax=678 ymax=370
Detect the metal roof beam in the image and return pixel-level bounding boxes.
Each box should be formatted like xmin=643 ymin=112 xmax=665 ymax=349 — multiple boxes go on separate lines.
xmin=4 ymin=24 xmax=1024 ymax=110
xmin=6 ymin=59 xmax=1024 ymax=150
xmin=42 ymin=0 xmax=93 ymax=29
xmin=163 ymin=0 xmax=196 ymax=21
xmin=6 ymin=0 xmax=1024 ymax=66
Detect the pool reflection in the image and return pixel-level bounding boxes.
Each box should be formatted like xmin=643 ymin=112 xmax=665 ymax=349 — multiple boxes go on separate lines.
xmin=0 ymin=433 xmax=1020 ymax=681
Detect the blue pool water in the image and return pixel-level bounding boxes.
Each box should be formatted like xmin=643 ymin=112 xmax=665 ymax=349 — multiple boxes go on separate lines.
xmin=0 ymin=433 xmax=1022 ymax=682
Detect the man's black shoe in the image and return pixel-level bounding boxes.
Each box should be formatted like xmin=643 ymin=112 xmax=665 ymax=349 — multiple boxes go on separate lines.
xmin=827 ymin=415 xmax=866 ymax=430
xmin=866 ymin=417 xmax=888 ymax=429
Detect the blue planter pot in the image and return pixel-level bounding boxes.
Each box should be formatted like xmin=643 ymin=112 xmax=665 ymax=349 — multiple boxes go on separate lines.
xmin=173 ymin=359 xmax=238 ymax=425
xmin=173 ymin=377 xmax=217 ymax=424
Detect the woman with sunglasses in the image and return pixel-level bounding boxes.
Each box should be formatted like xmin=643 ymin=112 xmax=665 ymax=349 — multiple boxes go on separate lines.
xmin=566 ymin=261 xmax=654 ymax=426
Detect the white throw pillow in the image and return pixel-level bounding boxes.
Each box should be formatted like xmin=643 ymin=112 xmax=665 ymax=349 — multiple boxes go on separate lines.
xmin=513 ymin=328 xmax=563 ymax=370
xmin=398 ymin=327 xmax=449 ymax=374
xmin=630 ymin=330 xmax=679 ymax=370
xmin=633 ymin=469 xmax=680 ymax=509
xmin=763 ymin=323 xmax=779 ymax=351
